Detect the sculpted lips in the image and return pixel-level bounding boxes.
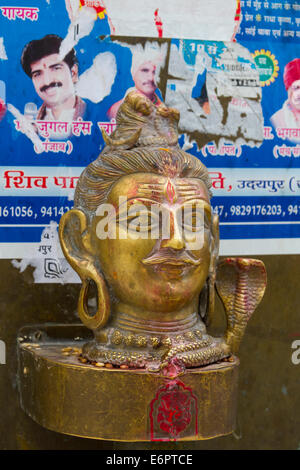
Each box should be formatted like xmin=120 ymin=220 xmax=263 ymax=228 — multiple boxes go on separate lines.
xmin=142 ymin=248 xmax=201 ymax=280
xmin=142 ymin=248 xmax=200 ymax=267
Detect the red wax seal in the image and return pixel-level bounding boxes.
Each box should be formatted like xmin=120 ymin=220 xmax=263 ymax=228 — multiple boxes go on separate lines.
xmin=149 ymin=380 xmax=198 ymax=441
xmin=157 ymin=389 xmax=192 ymax=437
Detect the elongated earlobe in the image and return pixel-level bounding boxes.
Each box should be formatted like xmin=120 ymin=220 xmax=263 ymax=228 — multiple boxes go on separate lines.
xmin=199 ymin=213 xmax=219 ymax=325
xmin=208 ymin=213 xmax=219 ymax=320
xmin=78 ymin=274 xmax=110 ymax=330
xmin=59 ymin=209 xmax=110 ymax=330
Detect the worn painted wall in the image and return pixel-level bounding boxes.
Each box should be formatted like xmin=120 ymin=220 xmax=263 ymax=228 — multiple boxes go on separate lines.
xmin=0 ymin=255 xmax=299 ymax=450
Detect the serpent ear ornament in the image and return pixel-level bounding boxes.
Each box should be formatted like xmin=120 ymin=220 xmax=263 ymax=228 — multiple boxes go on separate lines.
xmin=216 ymin=258 xmax=267 ymax=354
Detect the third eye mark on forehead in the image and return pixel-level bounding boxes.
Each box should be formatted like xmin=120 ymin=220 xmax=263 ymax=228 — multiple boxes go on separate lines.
xmin=136 ymin=182 xmax=206 ymax=201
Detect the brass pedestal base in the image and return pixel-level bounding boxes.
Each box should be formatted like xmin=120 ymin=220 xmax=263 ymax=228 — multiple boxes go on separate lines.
xmin=17 ymin=325 xmax=239 ymax=442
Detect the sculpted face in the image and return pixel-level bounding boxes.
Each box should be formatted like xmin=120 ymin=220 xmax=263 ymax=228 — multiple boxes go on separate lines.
xmin=30 ymin=53 xmax=77 ymax=109
xmin=289 ymin=79 xmax=300 ymax=112
xmin=91 ymin=172 xmax=214 ymax=313
xmin=132 ymin=61 xmax=156 ymax=99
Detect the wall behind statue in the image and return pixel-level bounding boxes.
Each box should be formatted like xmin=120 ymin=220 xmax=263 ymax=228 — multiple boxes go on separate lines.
xmin=0 ymin=0 xmax=299 ymax=450
xmin=0 ymin=255 xmax=299 ymax=450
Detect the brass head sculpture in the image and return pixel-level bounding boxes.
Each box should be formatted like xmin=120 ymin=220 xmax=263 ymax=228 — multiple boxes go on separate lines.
xmin=59 ymin=91 xmax=267 ymax=374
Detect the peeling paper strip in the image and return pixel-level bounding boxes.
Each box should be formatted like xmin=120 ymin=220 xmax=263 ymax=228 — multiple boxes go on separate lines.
xmin=59 ymin=6 xmax=96 ymax=60
xmin=7 ymin=104 xmax=44 ymax=153
xmin=165 ymin=40 xmax=263 ymax=150
xmin=11 ymin=222 xmax=80 ymax=284
xmin=103 ymin=0 xmax=237 ymax=40
xmin=0 ymin=37 xmax=8 ymax=60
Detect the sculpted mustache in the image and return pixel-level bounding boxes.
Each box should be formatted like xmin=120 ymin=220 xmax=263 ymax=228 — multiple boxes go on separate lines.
xmin=142 ymin=249 xmax=200 ymax=266
xmin=40 ymin=82 xmax=63 ymax=93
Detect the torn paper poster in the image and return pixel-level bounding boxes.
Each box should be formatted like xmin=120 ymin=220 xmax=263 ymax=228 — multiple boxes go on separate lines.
xmin=128 ymin=41 xmax=168 ymax=81
xmin=102 ymin=0 xmax=237 ymax=40
xmin=231 ymin=0 xmax=242 ymax=42
xmin=107 ymin=39 xmax=168 ymax=119
xmin=65 ymin=0 xmax=116 ymax=34
xmin=59 ymin=6 xmax=97 ymax=60
xmin=7 ymin=103 xmax=44 ymax=153
xmin=1 ymin=0 xmax=300 ymax=262
xmin=12 ymin=222 xmax=80 ymax=283
xmin=76 ymin=52 xmax=117 ymax=103
xmin=165 ymin=39 xmax=263 ymax=150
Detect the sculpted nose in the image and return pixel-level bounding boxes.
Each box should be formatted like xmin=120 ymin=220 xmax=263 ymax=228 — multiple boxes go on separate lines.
xmin=161 ymin=237 xmax=184 ymax=250
xmin=160 ymin=213 xmax=185 ymax=251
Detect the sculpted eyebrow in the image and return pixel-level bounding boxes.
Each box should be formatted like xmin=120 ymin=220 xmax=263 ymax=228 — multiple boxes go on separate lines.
xmin=182 ymin=199 xmax=211 ymax=209
xmin=115 ymin=198 xmax=160 ymax=214
xmin=127 ymin=198 xmax=159 ymax=207
xmin=177 ymin=184 xmax=202 ymax=196
xmin=138 ymin=183 xmax=164 ymax=190
xmin=135 ymin=184 xmax=165 ymax=200
xmin=182 ymin=200 xmax=212 ymax=219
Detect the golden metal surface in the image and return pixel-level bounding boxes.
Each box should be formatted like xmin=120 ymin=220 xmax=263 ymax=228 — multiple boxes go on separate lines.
xmin=0 ymin=256 xmax=297 ymax=449
xmin=17 ymin=325 xmax=239 ymax=442
xmin=17 ymin=91 xmax=265 ymax=443
xmin=59 ymin=91 xmax=262 ymax=371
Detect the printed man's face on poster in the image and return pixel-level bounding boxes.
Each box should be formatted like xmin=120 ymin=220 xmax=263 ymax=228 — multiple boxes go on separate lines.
xmin=289 ymin=79 xmax=300 ymax=112
xmin=30 ymin=53 xmax=78 ymax=109
xmin=132 ymin=61 xmax=156 ymax=98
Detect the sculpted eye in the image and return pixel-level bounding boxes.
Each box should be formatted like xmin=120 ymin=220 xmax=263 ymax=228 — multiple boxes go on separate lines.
xmin=182 ymin=210 xmax=204 ymax=232
xmin=180 ymin=204 xmax=210 ymax=233
xmin=128 ymin=212 xmax=155 ymax=232
xmin=117 ymin=206 xmax=160 ymax=233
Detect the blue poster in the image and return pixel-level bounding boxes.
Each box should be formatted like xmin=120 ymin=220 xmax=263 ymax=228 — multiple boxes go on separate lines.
xmin=0 ymin=0 xmax=299 ymax=282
